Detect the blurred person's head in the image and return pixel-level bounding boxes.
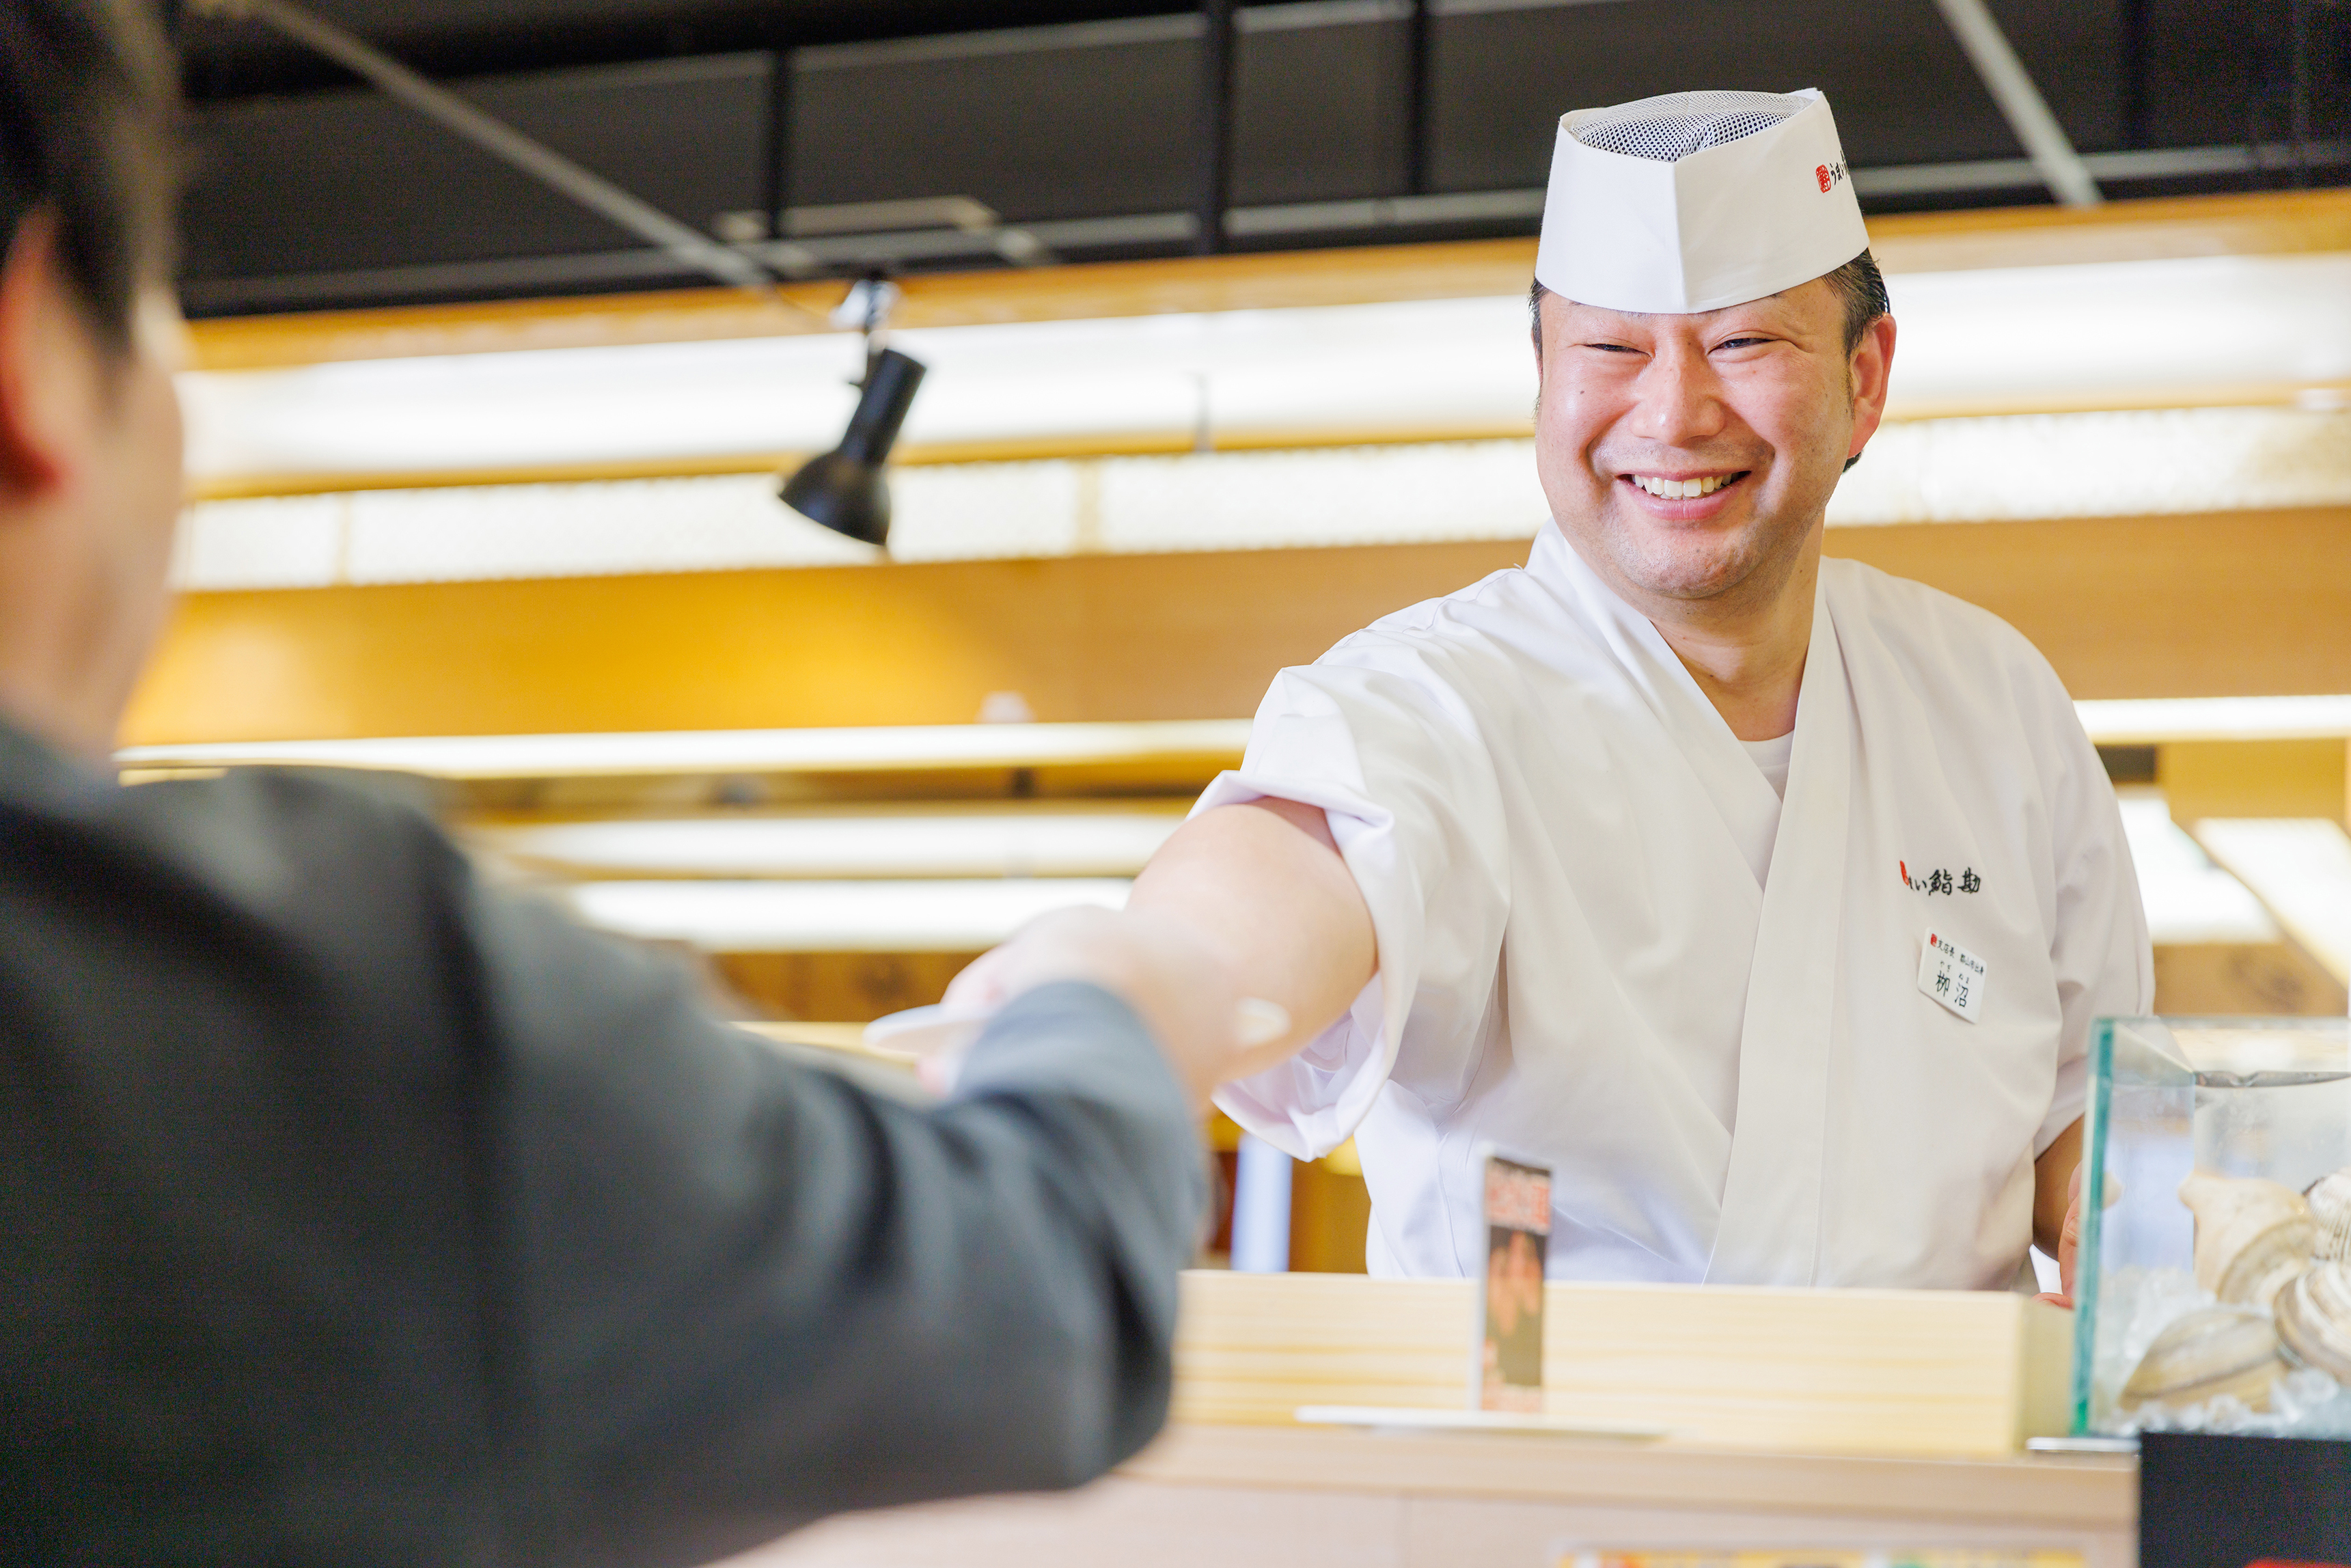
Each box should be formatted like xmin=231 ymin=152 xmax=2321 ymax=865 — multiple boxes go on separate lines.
xmin=0 ymin=0 xmax=182 ymax=764
xmin=1524 ymin=90 xmax=1895 ymax=626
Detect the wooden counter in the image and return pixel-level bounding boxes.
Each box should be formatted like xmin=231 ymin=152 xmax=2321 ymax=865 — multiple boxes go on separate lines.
xmin=731 ymin=1422 xmax=2136 ymax=1568
xmin=728 ymin=1271 xmax=2128 ymax=1568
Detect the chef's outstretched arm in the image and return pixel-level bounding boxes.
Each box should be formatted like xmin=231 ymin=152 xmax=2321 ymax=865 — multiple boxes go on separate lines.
xmin=967 ymin=800 xmax=1374 ymax=1086
xmin=1121 ymin=799 xmax=1378 ymax=1081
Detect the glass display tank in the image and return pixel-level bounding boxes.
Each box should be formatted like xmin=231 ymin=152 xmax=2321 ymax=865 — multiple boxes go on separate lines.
xmin=2077 ymin=1015 xmax=2351 ymax=1436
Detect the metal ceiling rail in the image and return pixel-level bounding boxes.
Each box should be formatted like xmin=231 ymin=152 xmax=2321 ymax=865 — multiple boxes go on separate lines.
xmin=1928 ymin=0 xmax=2104 ymax=208
xmin=187 ymin=0 xmax=816 ymax=291
xmin=178 ymin=141 xmax=2351 ymax=315
xmin=790 ymin=0 xmax=1630 ymax=72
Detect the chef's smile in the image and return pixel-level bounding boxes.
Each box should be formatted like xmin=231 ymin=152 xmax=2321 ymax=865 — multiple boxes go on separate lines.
xmin=1618 ymin=469 xmax=1752 ymax=512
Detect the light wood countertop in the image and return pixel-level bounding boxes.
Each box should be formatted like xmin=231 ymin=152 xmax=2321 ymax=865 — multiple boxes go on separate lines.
xmin=1121 ymin=1423 xmax=2136 ymax=1530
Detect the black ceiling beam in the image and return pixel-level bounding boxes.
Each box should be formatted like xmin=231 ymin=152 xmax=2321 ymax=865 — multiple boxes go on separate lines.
xmin=762 ymin=42 xmax=793 ymax=240
xmin=1404 ymin=0 xmax=1433 ymax=195
xmin=1194 ymin=0 xmax=1235 ymax=255
xmin=180 ymin=0 xmax=1222 ymax=102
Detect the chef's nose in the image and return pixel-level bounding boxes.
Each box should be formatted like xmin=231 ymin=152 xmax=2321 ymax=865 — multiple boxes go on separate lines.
xmin=1626 ymin=337 xmax=1729 ymax=447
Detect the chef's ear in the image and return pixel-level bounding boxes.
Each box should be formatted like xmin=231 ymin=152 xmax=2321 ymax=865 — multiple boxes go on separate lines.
xmin=0 ymin=211 xmax=95 ymax=502
xmin=1841 ymin=314 xmax=1897 ymax=472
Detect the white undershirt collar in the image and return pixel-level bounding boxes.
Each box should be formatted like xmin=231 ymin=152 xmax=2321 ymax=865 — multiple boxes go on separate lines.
xmin=1741 ymin=730 xmax=1796 ymax=801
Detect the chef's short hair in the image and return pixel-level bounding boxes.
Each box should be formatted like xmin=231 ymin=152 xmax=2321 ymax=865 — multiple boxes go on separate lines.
xmin=0 ymin=0 xmax=177 ymax=353
xmin=1528 ymin=249 xmax=1889 ymax=359
xmin=1528 ymin=250 xmax=1891 ymax=471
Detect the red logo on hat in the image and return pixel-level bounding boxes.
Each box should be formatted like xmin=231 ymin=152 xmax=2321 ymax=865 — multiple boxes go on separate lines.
xmin=1817 ymin=164 xmax=1832 ymax=192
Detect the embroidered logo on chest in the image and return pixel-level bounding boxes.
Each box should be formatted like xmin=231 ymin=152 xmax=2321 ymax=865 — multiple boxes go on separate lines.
xmin=1899 ymin=860 xmax=1981 ymax=896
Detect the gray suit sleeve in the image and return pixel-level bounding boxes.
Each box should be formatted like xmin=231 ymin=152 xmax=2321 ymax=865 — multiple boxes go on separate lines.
xmin=459 ymin=888 xmax=1207 ymax=1567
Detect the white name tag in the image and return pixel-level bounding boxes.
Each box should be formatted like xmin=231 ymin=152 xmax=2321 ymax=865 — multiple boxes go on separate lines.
xmin=1918 ymin=929 xmax=1988 ymax=1022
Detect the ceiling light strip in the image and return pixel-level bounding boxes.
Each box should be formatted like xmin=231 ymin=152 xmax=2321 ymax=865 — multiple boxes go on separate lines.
xmin=114 ymin=719 xmax=1257 ymax=780
xmin=2074 ymin=696 xmax=2351 ymax=745
xmin=562 ymin=877 xmax=1131 ymax=952
xmin=115 ymin=700 xmax=2351 ymax=780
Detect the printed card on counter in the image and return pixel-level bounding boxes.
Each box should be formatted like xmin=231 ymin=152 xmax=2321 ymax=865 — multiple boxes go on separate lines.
xmin=1473 ymin=1150 xmax=1552 ymax=1414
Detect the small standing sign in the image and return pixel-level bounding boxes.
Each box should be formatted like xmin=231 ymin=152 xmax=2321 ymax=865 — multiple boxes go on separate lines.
xmin=1474 ymin=1151 xmax=1553 ymax=1414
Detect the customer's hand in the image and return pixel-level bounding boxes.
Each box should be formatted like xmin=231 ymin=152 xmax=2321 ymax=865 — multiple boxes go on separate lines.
xmin=946 ymin=907 xmax=1246 ymax=1107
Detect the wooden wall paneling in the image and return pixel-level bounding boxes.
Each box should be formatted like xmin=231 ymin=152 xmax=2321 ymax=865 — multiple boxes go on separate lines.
xmin=713 ymin=951 xmax=982 ymax=1023
xmin=120 ymin=540 xmax=1529 ymax=745
xmin=1863 ymin=188 xmax=2351 ymax=274
xmin=184 ymin=237 xmax=1547 ymax=370
xmin=126 ymin=511 xmax=2350 ymax=749
xmin=1821 ymin=508 xmax=2351 ymax=701
xmin=2158 ymin=739 xmax=2350 ymax=825
xmin=1289 ymin=1164 xmax=1373 ymax=1275
xmin=2151 ymin=942 xmax=2350 ymax=1017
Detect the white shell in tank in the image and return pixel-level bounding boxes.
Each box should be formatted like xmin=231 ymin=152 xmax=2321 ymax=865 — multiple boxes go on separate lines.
xmin=2121 ymin=1305 xmax=2288 ymax=1414
xmin=2305 ymin=1169 xmax=2351 ymax=1263
xmin=2276 ymin=1261 xmax=2351 ymax=1384
xmin=2180 ymin=1171 xmax=2317 ymax=1308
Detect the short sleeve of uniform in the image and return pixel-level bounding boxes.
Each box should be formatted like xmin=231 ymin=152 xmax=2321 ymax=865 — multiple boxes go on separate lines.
xmin=2025 ymin=662 xmax=2155 ymax=1156
xmin=1195 ymin=632 xmax=1511 ymax=1160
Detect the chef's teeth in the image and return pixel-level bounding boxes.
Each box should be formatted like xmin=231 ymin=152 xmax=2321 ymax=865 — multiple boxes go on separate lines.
xmin=1632 ymin=474 xmax=1731 ymax=499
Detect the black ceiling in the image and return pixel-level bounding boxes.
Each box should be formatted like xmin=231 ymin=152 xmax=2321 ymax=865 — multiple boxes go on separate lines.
xmin=169 ymin=0 xmax=2351 ymax=318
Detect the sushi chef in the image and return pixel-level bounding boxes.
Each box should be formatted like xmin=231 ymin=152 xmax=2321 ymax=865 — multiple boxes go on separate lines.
xmin=979 ymin=88 xmax=2152 ymax=1294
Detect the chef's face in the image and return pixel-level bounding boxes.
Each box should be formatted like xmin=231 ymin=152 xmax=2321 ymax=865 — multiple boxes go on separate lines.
xmin=1531 ymin=281 xmax=1894 ymax=612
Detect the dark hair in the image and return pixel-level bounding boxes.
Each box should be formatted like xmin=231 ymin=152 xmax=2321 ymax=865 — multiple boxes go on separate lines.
xmin=1528 ymin=249 xmax=1890 ymax=357
xmin=1528 ymin=249 xmax=1892 ymax=470
xmin=0 ymin=0 xmax=176 ymax=351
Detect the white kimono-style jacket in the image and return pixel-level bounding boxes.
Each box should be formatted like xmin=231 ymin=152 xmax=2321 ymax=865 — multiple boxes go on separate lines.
xmin=1202 ymin=524 xmax=2153 ymax=1290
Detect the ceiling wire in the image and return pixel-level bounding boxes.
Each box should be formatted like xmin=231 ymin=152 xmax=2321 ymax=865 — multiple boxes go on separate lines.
xmin=185 ymin=0 xmax=836 ymax=320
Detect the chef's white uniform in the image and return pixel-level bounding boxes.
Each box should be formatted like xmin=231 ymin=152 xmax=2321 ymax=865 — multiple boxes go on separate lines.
xmin=1202 ymin=524 xmax=2152 ymax=1289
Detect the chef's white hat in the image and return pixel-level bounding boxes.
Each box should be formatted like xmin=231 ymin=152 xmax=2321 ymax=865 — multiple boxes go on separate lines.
xmin=1534 ymin=89 xmax=1871 ymax=315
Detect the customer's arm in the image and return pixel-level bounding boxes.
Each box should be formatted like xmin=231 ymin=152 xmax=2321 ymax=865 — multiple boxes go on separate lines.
xmin=457 ymin=877 xmax=1213 ymax=1566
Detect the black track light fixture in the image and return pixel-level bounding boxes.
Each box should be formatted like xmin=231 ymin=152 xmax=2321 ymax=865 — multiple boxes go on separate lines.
xmin=779 ymin=348 xmax=925 ymax=547
xmin=780 ymin=275 xmax=926 ymax=549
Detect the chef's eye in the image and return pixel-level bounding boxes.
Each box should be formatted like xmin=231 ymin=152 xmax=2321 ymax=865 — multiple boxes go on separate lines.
xmin=1582 ymin=342 xmax=1642 ymax=354
xmin=1714 ymin=335 xmax=1772 ymax=350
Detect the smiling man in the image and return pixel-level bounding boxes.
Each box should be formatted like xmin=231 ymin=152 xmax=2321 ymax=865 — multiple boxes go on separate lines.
xmin=1103 ymin=89 xmax=2153 ymax=1293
